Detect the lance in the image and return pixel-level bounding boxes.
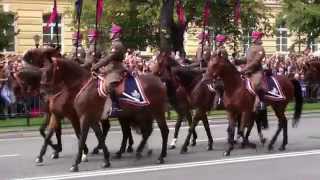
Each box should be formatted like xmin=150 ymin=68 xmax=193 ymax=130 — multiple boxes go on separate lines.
xmin=75 ymin=0 xmax=83 ymax=59
xmin=200 ymin=0 xmax=211 ymax=69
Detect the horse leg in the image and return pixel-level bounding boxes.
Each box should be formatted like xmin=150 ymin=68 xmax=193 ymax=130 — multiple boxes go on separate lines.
xmin=69 ymin=115 xmax=89 ymax=162
xmin=269 ymin=106 xmax=287 ymax=151
xmin=242 ymin=112 xmax=257 ymax=149
xmin=92 ymin=119 xmax=110 ymax=155
xmin=70 ymin=117 xmax=90 ymax=172
xmin=170 ymin=112 xmax=184 ymax=149
xmin=255 ymin=111 xmax=267 ymax=145
xmin=155 ymin=113 xmax=169 ymax=164
xmin=39 ymin=113 xmax=58 ymax=152
xmin=90 ymin=121 xmax=111 ymax=168
xmin=202 ymin=114 xmax=214 ymax=151
xmin=127 ymin=127 xmax=134 ymax=153
xmin=51 ymin=118 xmax=62 ymax=159
xmin=268 ymin=107 xmax=286 ymax=151
xmin=136 ymin=125 xmax=152 ymax=160
xmin=115 ymin=117 xmax=131 ymax=159
xmin=224 ymin=112 xmax=236 ymax=156
xmin=186 ymin=111 xmax=197 ymax=146
xmin=181 ymin=112 xmax=200 ymax=154
xmin=35 ymin=114 xmax=58 ymax=164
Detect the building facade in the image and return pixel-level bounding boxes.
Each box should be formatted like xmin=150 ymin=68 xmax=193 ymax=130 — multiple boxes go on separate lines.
xmin=0 ymin=0 xmax=319 ymax=55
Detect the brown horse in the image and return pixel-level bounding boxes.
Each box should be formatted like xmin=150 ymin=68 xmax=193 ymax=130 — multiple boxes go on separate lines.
xmin=303 ymin=60 xmax=320 ymax=82
xmin=153 ymin=52 xmax=215 ymax=153
xmin=206 ymin=50 xmax=303 ymax=156
xmin=23 ymin=48 xmax=134 ymax=156
xmin=40 ymin=57 xmax=169 ymax=172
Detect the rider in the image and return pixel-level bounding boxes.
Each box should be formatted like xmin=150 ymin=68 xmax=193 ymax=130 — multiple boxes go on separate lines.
xmin=196 ymin=31 xmax=211 ymax=67
xmin=69 ymin=32 xmax=86 ymax=64
xmin=215 ymin=34 xmax=226 ymax=52
xmin=240 ymin=31 xmax=266 ymax=112
xmin=82 ymin=29 xmax=101 ymax=69
xmin=91 ymin=23 xmax=126 ymax=103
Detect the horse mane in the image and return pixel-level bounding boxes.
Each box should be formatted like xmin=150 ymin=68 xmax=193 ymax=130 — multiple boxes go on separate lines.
xmin=173 ymin=66 xmax=202 ymax=89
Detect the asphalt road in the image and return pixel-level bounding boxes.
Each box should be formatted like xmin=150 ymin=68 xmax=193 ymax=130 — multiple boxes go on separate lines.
xmin=1 ymin=113 xmax=320 ymax=180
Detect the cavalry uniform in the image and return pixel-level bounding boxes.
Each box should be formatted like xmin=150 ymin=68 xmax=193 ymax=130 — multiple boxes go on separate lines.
xmin=92 ymin=24 xmax=126 ymax=92
xmin=241 ymin=31 xmax=266 ymax=111
xmin=69 ymin=32 xmax=86 ymax=64
xmin=82 ymin=29 xmax=101 ymax=69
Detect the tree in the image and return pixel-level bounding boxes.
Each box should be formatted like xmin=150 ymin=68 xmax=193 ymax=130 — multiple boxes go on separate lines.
xmin=277 ymin=0 xmax=320 ymax=48
xmin=0 ymin=8 xmax=16 ymax=51
xmin=67 ymin=0 xmax=272 ymax=53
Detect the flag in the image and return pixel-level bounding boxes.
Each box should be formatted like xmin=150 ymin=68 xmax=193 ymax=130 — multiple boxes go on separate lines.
xmin=202 ymin=0 xmax=211 ymax=26
xmin=234 ymin=0 xmax=241 ymax=25
xmin=176 ymin=0 xmax=186 ymax=25
xmin=46 ymin=0 xmax=58 ymax=30
xmin=75 ymin=0 xmax=83 ymax=19
xmin=96 ymin=0 xmax=104 ymax=23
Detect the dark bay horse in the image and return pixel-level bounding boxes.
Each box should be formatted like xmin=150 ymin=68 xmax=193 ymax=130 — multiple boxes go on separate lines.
xmin=206 ymin=50 xmax=303 ymax=156
xmin=303 ymin=60 xmax=320 ymax=82
xmin=153 ymin=52 xmax=215 ymax=153
xmin=40 ymin=57 xmax=169 ymax=172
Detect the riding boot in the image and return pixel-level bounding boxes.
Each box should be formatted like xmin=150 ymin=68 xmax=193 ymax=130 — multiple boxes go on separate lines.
xmin=108 ymin=82 xmax=120 ymax=110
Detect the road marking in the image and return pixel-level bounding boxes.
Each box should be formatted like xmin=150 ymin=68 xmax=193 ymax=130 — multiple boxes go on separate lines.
xmin=16 ymin=149 xmax=320 ymax=180
xmin=0 ymin=154 xmax=20 ymax=158
xmin=197 ymin=137 xmax=226 ymax=142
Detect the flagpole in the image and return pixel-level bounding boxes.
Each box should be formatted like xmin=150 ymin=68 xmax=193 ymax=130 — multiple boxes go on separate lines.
xmin=54 ymin=0 xmax=59 ymax=50
xmin=94 ymin=0 xmax=99 ymax=57
xmin=75 ymin=0 xmax=83 ymax=59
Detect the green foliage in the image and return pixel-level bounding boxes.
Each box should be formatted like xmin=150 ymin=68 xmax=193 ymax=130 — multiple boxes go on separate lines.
xmin=277 ymin=0 xmax=320 ymax=46
xmin=67 ymin=0 xmax=272 ymax=52
xmin=0 ymin=8 xmax=15 ymax=51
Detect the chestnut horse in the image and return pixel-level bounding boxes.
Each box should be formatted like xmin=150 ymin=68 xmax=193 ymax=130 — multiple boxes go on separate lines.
xmin=153 ymin=52 xmax=215 ymax=153
xmin=40 ymin=57 xmax=169 ymax=172
xmin=206 ymin=50 xmax=303 ymax=156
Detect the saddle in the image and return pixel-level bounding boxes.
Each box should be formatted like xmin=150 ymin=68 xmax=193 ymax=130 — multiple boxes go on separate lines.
xmin=245 ymin=75 xmax=286 ymax=101
xmin=97 ymin=72 xmax=150 ymax=108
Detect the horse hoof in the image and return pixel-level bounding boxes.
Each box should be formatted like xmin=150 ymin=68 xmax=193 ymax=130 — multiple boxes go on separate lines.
xmin=261 ymin=138 xmax=267 ymax=146
xmin=113 ymin=152 xmax=122 ymax=159
xmin=248 ymin=142 xmax=257 ymax=149
xmin=127 ymin=147 xmax=134 ymax=153
xmin=70 ymin=165 xmax=79 ymax=172
xmin=147 ymin=150 xmax=153 ymax=156
xmin=268 ymin=145 xmax=274 ymax=151
xmin=207 ymin=145 xmax=213 ymax=151
xmin=180 ymin=147 xmax=188 ymax=154
xmin=136 ymin=152 xmax=142 ymax=159
xmin=279 ymin=146 xmax=286 ymax=151
xmin=51 ymin=152 xmax=59 ymax=159
xmin=223 ymin=151 xmax=230 ymax=156
xmin=169 ymin=145 xmax=176 ymax=150
xmin=191 ymin=139 xmax=197 ymax=146
xmin=35 ymin=157 xmax=43 ymax=164
xmin=92 ymin=148 xmax=100 ymax=155
xmin=158 ymin=158 xmax=165 ymax=164
xmin=102 ymin=161 xmax=111 ymax=168
xmin=81 ymin=154 xmax=88 ymax=162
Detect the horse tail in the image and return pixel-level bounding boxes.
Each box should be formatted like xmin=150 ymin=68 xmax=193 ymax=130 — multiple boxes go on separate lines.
xmin=291 ymin=79 xmax=303 ymax=128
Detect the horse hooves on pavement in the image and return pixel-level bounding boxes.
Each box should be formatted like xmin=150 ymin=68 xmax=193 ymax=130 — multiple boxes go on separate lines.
xmin=127 ymin=147 xmax=134 ymax=153
xmin=180 ymin=147 xmax=188 ymax=154
xmin=147 ymin=149 xmax=153 ymax=156
xmin=157 ymin=158 xmax=165 ymax=164
xmin=223 ymin=151 xmax=231 ymax=156
xmin=207 ymin=145 xmax=213 ymax=151
xmin=51 ymin=152 xmax=59 ymax=159
xmin=169 ymin=145 xmax=176 ymax=150
xmin=101 ymin=161 xmax=111 ymax=168
xmin=278 ymin=146 xmax=286 ymax=151
xmin=191 ymin=140 xmax=197 ymax=146
xmin=91 ymin=148 xmax=100 ymax=155
xmin=70 ymin=165 xmax=79 ymax=172
xmin=35 ymin=157 xmax=43 ymax=164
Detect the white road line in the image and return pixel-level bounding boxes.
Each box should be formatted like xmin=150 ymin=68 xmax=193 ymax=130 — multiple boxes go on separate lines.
xmin=0 ymin=154 xmax=20 ymax=158
xmin=15 ymin=149 xmax=320 ymax=180
xmin=197 ymin=137 xmax=226 ymax=142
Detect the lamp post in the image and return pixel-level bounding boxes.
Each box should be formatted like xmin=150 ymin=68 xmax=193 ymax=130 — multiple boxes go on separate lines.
xmin=33 ymin=34 xmax=41 ymax=48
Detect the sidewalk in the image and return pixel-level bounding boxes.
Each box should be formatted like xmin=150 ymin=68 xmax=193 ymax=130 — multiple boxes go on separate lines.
xmin=0 ymin=110 xmax=320 ymax=139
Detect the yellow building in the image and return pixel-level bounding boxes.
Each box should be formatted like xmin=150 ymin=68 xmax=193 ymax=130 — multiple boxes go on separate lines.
xmin=0 ymin=0 xmax=319 ymax=55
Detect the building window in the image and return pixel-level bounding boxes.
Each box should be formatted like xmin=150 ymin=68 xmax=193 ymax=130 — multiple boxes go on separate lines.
xmin=276 ymin=27 xmax=288 ymax=52
xmin=0 ymin=10 xmax=15 ymax=52
xmin=242 ymin=32 xmax=251 ymax=54
xmin=311 ymin=38 xmax=320 ymax=52
xmin=42 ymin=14 xmax=61 ymax=48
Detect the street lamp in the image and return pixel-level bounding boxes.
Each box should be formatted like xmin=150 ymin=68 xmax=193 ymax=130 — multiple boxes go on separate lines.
xmin=33 ymin=34 xmax=41 ymax=48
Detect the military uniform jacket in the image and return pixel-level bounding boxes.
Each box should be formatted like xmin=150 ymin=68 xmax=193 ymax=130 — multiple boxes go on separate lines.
xmin=243 ymin=44 xmax=265 ymax=74
xmin=70 ymin=46 xmax=86 ymax=64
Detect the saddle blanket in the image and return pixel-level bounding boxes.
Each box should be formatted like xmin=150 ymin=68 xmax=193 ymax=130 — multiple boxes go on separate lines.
xmin=98 ymin=73 xmax=150 ymax=115
xmin=246 ymin=76 xmax=286 ymax=101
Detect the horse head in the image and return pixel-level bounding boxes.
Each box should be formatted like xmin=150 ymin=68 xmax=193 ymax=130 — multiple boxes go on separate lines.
xmin=152 ymin=51 xmax=177 ymax=82
xmin=23 ymin=47 xmax=61 ymax=68
xmin=40 ymin=57 xmax=63 ymax=90
xmin=206 ymin=49 xmax=229 ymax=79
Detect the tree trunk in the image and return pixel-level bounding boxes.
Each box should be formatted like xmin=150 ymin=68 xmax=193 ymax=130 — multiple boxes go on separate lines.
xmin=160 ymin=0 xmax=174 ymax=52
